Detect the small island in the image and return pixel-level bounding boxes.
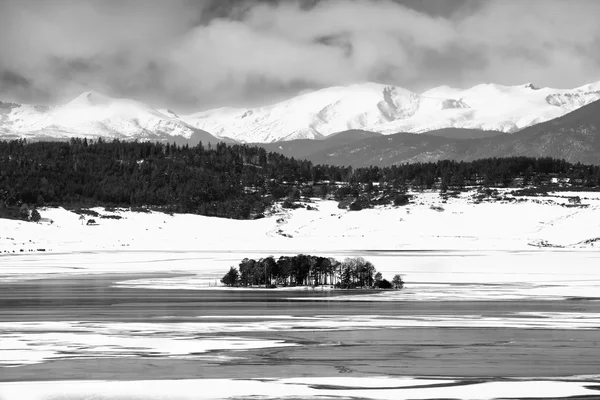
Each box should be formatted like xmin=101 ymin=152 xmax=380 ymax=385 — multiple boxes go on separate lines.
xmin=221 ymin=255 xmax=404 ymax=289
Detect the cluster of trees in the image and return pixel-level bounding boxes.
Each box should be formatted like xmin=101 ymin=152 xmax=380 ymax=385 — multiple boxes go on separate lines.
xmin=2 ymin=139 xmax=600 ymax=220
xmin=346 ymin=157 xmax=600 ymax=191
xmin=220 ymin=255 xmax=404 ymax=289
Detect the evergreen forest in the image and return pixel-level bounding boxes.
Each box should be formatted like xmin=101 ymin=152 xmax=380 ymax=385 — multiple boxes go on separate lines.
xmin=1 ymin=139 xmax=600 ymax=220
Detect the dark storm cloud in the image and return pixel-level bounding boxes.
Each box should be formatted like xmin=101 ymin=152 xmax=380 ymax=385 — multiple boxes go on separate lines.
xmin=1 ymin=70 xmax=31 ymax=89
xmin=391 ymin=0 xmax=482 ymax=17
xmin=0 ymin=0 xmax=599 ymax=111
xmin=0 ymin=69 xmax=50 ymax=104
xmin=314 ymin=34 xmax=354 ymax=57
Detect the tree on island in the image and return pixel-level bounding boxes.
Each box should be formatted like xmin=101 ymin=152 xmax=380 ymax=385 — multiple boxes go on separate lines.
xmin=221 ymin=267 xmax=239 ymax=287
xmin=374 ymin=272 xmax=383 ymax=286
xmin=376 ymin=279 xmax=393 ymax=289
xmin=221 ymin=254 xmax=403 ymax=290
xmin=392 ymin=274 xmax=404 ymax=289
xmin=339 ymin=257 xmax=375 ymax=289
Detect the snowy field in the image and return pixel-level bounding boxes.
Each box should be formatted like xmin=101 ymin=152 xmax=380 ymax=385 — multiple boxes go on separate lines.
xmin=2 ymin=190 xmax=600 ymax=255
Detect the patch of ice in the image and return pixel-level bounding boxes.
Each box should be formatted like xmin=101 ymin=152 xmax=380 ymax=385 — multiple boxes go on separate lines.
xmin=3 ymin=311 xmax=600 ymax=367
xmin=0 ymin=321 xmax=296 ymax=367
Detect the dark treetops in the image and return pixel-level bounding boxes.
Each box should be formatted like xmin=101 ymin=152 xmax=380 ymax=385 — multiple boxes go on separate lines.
xmin=2 ymin=138 xmax=599 ymax=220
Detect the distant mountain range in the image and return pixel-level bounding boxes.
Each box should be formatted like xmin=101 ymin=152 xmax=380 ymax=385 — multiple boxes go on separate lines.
xmin=1 ymin=81 xmax=600 ymax=165
xmin=294 ymin=99 xmax=600 ymax=167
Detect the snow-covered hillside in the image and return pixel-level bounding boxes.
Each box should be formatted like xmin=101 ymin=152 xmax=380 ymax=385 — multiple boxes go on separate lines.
xmin=2 ymin=189 xmax=599 ymax=256
xmin=0 ymin=92 xmax=209 ymax=141
xmin=182 ymin=81 xmax=600 ymax=142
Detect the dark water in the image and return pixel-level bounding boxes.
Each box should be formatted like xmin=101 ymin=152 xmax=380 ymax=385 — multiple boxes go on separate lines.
xmin=1 ymin=273 xmax=600 ymax=381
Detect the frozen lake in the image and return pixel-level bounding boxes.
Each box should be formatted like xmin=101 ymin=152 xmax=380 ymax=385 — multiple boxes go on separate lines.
xmin=3 ymin=249 xmax=600 ymax=300
xmin=1 ymin=250 xmax=600 ymax=399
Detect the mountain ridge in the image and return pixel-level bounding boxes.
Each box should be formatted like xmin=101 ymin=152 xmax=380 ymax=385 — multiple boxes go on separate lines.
xmin=298 ymin=99 xmax=600 ymax=167
xmin=182 ymin=81 xmax=600 ymax=142
xmin=2 ymin=80 xmax=600 ymax=150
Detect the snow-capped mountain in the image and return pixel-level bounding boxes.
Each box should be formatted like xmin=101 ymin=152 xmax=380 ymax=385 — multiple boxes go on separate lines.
xmin=0 ymin=92 xmax=217 ymax=144
xmin=301 ymin=97 xmax=600 ymax=167
xmin=182 ymin=83 xmax=440 ymax=143
xmin=2 ymin=81 xmax=600 ymax=144
xmin=181 ymin=81 xmax=600 ymax=143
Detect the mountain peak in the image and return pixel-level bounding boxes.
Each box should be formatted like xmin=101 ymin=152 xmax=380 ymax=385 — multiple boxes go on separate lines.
xmin=523 ymin=83 xmax=540 ymax=90
xmin=300 ymin=82 xmax=411 ymax=99
xmin=68 ymin=91 xmax=113 ymax=107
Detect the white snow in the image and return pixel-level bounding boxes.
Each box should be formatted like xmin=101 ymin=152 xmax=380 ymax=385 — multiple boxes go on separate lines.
xmin=2 ymin=190 xmax=600 ymax=256
xmin=0 ymin=377 xmax=598 ymax=400
xmin=180 ymin=81 xmax=600 ymax=142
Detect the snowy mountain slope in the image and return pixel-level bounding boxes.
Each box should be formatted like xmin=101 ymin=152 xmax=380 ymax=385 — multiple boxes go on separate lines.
xmin=182 ymin=83 xmax=468 ymax=142
xmin=183 ymin=84 xmax=410 ymax=142
xmin=412 ymin=82 xmax=600 ymax=133
xmin=303 ymin=98 xmax=600 ymax=167
xmin=0 ymin=92 xmax=219 ymax=145
xmin=182 ymin=81 xmax=600 ymax=143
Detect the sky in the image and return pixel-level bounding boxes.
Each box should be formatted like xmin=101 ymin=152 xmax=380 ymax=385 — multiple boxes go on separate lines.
xmin=1 ymin=0 xmax=599 ymax=111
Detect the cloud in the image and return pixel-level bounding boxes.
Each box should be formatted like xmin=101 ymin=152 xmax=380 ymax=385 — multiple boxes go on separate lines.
xmin=0 ymin=0 xmax=599 ymax=111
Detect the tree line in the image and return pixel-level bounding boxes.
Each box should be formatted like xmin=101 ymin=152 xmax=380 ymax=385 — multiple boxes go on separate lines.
xmin=1 ymin=138 xmax=599 ymax=220
xmin=221 ymin=255 xmax=404 ymax=289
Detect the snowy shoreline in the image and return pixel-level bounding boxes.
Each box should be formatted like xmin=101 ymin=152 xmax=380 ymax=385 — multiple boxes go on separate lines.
xmin=2 ymin=376 xmax=600 ymax=400
xmin=2 ymin=189 xmax=600 ymax=299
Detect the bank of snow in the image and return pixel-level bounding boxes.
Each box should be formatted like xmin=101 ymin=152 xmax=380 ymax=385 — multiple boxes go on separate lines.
xmin=2 ymin=189 xmax=599 ymax=255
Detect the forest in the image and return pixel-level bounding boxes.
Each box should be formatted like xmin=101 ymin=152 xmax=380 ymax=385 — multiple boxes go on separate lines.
xmin=1 ymin=138 xmax=600 ymax=220
xmin=220 ymin=255 xmax=404 ymax=290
